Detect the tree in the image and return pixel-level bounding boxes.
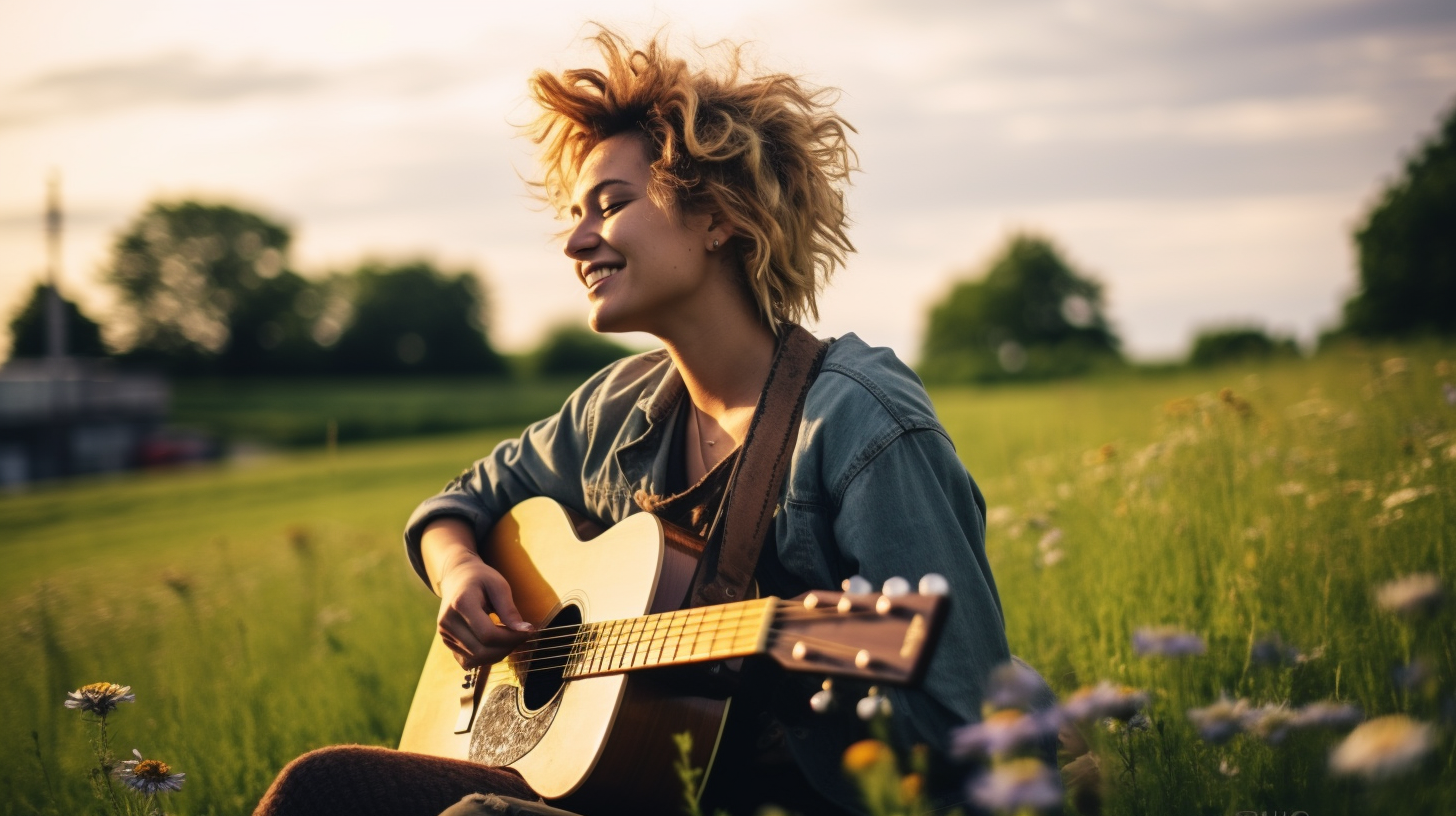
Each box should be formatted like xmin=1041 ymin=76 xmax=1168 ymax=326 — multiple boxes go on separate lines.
xmin=1188 ymin=326 xmax=1299 ymax=367
xmin=919 ymin=234 xmax=1120 ymax=383
xmin=530 ymin=323 xmax=636 ymax=378
xmin=1342 ymin=99 xmax=1456 ymax=337
xmin=7 ymin=283 xmax=108 ymax=359
xmin=104 ymin=200 xmax=318 ymax=374
xmin=326 ymin=261 xmax=507 ymax=376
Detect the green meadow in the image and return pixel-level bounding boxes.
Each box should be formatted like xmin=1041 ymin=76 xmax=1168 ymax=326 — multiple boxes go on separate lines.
xmin=2 ymin=343 xmax=1452 ymax=815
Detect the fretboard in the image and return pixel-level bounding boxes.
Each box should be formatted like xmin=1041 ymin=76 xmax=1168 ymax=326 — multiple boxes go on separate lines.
xmin=559 ymin=598 xmax=776 ymax=679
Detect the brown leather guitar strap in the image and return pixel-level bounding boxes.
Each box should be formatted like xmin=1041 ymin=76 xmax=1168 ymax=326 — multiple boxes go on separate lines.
xmin=688 ymin=324 xmax=828 ymax=608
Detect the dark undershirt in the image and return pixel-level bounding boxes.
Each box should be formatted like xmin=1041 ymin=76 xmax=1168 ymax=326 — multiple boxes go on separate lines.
xmin=645 ymin=399 xmax=838 ymax=814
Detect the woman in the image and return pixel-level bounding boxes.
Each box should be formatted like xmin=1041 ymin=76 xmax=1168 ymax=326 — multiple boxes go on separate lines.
xmin=256 ymin=29 xmax=1010 ymax=816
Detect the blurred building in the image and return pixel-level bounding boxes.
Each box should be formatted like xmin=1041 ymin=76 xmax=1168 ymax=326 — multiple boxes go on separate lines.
xmin=0 ymin=358 xmax=169 ymax=485
xmin=0 ymin=173 xmax=187 ymax=488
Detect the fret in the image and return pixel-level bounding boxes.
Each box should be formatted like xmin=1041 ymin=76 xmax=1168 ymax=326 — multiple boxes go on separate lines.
xmin=595 ymin=621 xmax=615 ymax=675
xmin=644 ymin=607 xmax=666 ymax=666
xmin=623 ymin=616 xmax=644 ymax=670
xmin=558 ymin=600 xmax=775 ymax=679
xmin=610 ymin=618 xmax=631 ymax=671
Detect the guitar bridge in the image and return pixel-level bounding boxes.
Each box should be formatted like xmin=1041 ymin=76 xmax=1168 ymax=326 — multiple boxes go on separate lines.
xmin=454 ymin=669 xmax=479 ymax=734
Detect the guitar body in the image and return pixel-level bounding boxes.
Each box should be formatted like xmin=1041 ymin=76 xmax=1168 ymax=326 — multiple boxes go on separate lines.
xmin=399 ymin=497 xmax=728 ymax=814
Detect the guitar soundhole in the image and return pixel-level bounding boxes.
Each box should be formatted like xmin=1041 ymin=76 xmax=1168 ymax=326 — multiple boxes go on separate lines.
xmin=519 ymin=602 xmax=581 ymax=712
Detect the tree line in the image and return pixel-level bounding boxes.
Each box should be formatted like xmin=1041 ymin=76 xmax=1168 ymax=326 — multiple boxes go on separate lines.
xmin=7 ymin=200 xmax=631 ymax=378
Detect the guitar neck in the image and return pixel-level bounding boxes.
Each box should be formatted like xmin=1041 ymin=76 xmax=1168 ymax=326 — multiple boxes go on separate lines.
xmin=540 ymin=599 xmax=778 ymax=680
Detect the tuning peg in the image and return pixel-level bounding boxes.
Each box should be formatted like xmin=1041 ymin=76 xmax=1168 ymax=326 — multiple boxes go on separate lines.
xmin=881 ymin=576 xmax=911 ymax=597
xmin=810 ymin=678 xmax=835 ymax=713
xmin=856 ymin=686 xmax=893 ymax=721
xmin=917 ymin=573 xmax=950 ymax=596
xmin=842 ymin=575 xmax=872 ymax=595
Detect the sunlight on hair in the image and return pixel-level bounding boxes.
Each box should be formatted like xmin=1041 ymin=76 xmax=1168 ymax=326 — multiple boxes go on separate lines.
xmin=527 ymin=26 xmax=858 ymax=329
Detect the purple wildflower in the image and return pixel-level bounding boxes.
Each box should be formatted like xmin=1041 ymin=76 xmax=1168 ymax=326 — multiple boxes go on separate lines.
xmin=1242 ymin=703 xmax=1299 ymax=744
xmin=1061 ymin=681 xmax=1149 ymax=722
xmin=1250 ymin=633 xmax=1300 ymax=667
xmin=968 ymin=758 xmax=1063 ymax=813
xmin=1187 ymin=695 xmax=1250 ymax=744
xmin=1133 ymin=626 xmax=1206 ymax=658
xmin=983 ymin=661 xmax=1054 ymax=712
xmin=952 ymin=709 xmax=1060 ymax=759
xmin=1292 ymin=701 xmax=1362 ymax=731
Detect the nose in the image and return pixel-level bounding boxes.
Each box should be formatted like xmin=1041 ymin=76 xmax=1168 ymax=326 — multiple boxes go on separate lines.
xmin=564 ymin=215 xmax=600 ymax=261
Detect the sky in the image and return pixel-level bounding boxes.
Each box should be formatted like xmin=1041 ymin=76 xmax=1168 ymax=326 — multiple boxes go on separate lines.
xmin=1 ymin=0 xmax=1453 ymax=363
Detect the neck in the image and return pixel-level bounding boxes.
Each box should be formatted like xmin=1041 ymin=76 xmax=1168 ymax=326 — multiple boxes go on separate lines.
xmin=656 ymin=297 xmax=777 ymax=442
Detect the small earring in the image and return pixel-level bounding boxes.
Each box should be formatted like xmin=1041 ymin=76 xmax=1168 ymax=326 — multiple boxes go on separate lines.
xmin=711 ymin=239 xmax=720 ymax=250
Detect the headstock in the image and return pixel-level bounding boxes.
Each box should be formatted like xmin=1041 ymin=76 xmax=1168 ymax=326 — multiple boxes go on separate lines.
xmin=765 ymin=574 xmax=948 ymax=686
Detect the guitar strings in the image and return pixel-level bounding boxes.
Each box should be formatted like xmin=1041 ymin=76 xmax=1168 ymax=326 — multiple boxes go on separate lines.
xmin=498 ymin=617 xmax=885 ymax=675
xmin=494 ymin=602 xmax=887 ymax=660
xmin=504 ymin=624 xmax=875 ymax=677
xmin=494 ymin=599 xmax=897 ymax=652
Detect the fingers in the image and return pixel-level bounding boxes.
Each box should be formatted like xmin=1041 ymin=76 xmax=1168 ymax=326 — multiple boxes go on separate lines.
xmin=479 ymin=571 xmax=533 ymax=634
xmin=437 ymin=574 xmax=533 ymax=669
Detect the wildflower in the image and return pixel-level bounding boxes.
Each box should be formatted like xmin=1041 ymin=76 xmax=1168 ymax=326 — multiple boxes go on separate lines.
xmin=986 ymin=507 xmax=1015 ymax=526
xmin=1187 ymin=696 xmax=1250 ymax=744
xmin=1381 ymin=486 xmax=1436 ymax=510
xmin=64 ymin=683 xmax=135 ymax=717
xmin=1382 ymin=357 xmax=1408 ymax=376
xmin=1133 ymin=626 xmax=1206 ymax=657
xmin=1039 ymin=549 xmax=1065 ymax=568
xmin=952 ymin=709 xmax=1059 ymax=758
xmin=1276 ymin=481 xmax=1307 ymax=497
xmin=842 ymin=739 xmax=893 ymax=773
xmin=1444 ymin=382 xmax=1456 ymax=407
xmin=1329 ymin=715 xmax=1434 ymax=780
xmin=1218 ymin=758 xmax=1239 ymax=777
xmin=114 ymin=749 xmax=186 ymax=794
xmin=1062 ymin=682 xmax=1149 ymax=722
xmin=1242 ymin=703 xmax=1299 ymax=744
xmin=968 ymin=758 xmax=1062 ymax=813
xmin=983 ymin=661 xmax=1054 ymax=712
xmin=1250 ymin=633 xmax=1301 ymax=667
xmin=1292 ymin=701 xmax=1362 ymax=730
xmin=1036 ymin=528 xmax=1063 ymax=552
xmin=1375 ymin=573 xmax=1444 ymax=616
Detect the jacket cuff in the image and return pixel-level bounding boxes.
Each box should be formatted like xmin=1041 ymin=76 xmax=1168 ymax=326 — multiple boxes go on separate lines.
xmin=402 ymin=496 xmax=495 ymax=590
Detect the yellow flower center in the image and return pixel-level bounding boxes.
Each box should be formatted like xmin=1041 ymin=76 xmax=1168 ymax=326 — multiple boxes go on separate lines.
xmin=134 ymin=759 xmax=172 ymax=780
xmin=81 ymin=682 xmax=120 ymax=695
xmin=842 ymin=739 xmax=891 ymax=772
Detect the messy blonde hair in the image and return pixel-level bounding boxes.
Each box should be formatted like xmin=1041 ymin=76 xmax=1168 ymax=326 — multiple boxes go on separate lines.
xmin=528 ymin=28 xmax=857 ymax=328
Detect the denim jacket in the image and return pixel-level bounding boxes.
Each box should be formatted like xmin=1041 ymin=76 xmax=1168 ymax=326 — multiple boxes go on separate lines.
xmin=404 ymin=333 xmax=1010 ymax=812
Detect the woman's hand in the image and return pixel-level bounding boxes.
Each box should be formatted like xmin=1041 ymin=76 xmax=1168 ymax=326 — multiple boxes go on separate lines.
xmin=421 ymin=518 xmax=534 ymax=669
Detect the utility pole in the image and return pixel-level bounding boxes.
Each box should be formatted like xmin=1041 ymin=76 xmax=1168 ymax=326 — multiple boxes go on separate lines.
xmin=45 ymin=170 xmax=67 ymax=360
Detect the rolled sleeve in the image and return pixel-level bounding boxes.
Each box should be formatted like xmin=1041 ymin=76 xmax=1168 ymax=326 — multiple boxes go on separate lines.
xmin=401 ymin=371 xmax=605 ymax=588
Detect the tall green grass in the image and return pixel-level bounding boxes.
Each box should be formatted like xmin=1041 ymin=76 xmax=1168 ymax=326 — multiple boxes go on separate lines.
xmin=1 ymin=344 xmax=1452 ymax=814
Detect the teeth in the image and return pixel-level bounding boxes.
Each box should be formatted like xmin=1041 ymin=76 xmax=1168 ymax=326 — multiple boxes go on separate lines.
xmin=585 ymin=266 xmax=621 ymax=287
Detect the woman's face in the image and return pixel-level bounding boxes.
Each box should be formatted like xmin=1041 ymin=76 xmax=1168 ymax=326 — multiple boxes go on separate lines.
xmin=564 ymin=133 xmax=721 ymax=336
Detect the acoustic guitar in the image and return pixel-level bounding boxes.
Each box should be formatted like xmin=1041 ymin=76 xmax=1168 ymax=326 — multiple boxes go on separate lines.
xmin=398 ymin=497 xmax=946 ymax=814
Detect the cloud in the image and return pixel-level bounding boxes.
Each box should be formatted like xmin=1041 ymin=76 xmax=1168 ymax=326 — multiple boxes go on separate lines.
xmin=0 ymin=51 xmax=482 ymax=129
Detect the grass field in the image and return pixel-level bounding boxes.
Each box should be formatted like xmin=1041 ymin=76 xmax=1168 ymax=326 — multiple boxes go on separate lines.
xmin=2 ymin=343 xmax=1452 ymax=815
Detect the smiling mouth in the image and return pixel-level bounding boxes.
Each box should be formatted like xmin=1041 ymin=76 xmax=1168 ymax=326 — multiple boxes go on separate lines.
xmin=584 ymin=266 xmax=622 ymax=288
